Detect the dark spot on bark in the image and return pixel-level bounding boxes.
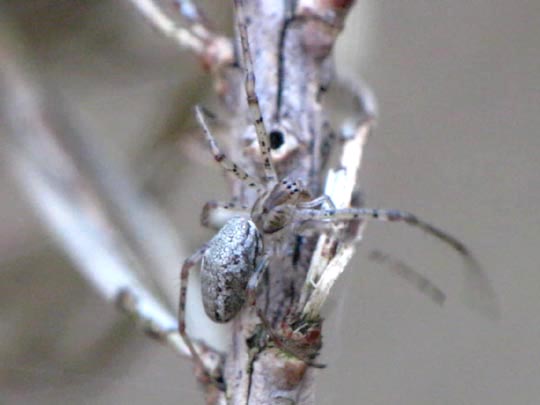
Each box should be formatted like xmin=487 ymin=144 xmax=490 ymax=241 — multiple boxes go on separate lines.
xmin=269 ymin=130 xmax=285 ymax=149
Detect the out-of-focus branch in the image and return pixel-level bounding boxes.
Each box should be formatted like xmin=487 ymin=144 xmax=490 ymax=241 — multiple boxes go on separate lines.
xmin=0 ymin=17 xmax=223 ymax=368
xmin=125 ymin=0 xmax=233 ymax=70
xmin=127 ymin=0 xmax=204 ymax=52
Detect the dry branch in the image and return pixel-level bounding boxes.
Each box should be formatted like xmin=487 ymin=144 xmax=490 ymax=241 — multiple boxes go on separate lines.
xmin=0 ymin=1 xmax=500 ymax=403
xmin=0 ymin=17 xmax=223 ymax=372
xmin=125 ymin=0 xmax=364 ymax=402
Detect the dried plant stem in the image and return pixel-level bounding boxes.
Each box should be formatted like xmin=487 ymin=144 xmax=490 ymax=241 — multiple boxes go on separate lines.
xmin=0 ymin=20 xmax=225 ymax=370
xmin=126 ymin=0 xmax=362 ymax=402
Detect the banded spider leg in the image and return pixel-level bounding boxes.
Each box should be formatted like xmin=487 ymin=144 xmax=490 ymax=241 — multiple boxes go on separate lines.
xmin=298 ymin=204 xmax=498 ymax=317
xmin=298 ymin=78 xmax=498 ymax=318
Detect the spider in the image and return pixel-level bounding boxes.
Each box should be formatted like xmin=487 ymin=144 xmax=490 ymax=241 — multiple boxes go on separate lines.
xmin=178 ymin=0 xmax=484 ymax=378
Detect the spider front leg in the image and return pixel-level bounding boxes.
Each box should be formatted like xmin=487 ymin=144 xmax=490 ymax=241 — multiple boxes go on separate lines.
xmin=294 ymin=194 xmax=343 ymax=237
xmin=234 ymin=0 xmax=278 ymax=185
xmin=297 ymin=207 xmax=475 ymax=259
xmin=297 ymin=206 xmax=499 ymax=317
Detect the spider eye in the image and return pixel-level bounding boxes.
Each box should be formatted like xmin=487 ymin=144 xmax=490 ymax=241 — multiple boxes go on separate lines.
xmin=269 ymin=130 xmax=285 ymax=150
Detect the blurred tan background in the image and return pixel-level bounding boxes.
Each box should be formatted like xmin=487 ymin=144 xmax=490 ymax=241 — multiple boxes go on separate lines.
xmin=1 ymin=1 xmax=539 ymax=404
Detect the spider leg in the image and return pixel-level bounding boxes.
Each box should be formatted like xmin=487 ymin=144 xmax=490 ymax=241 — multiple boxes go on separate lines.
xmin=201 ymin=200 xmax=250 ymax=230
xmin=295 ymin=219 xmax=338 ymax=237
xmin=178 ymin=246 xmax=213 ymax=378
xmin=297 ymin=206 xmax=499 ymax=317
xmin=368 ymin=250 xmax=446 ymax=306
xmin=233 ymin=0 xmax=278 ymax=185
xmin=297 ymin=194 xmax=336 ymax=210
xmin=297 ymin=207 xmax=472 ymax=257
xmin=195 ymin=106 xmax=264 ymax=192
xmin=339 ymin=192 xmax=446 ymax=306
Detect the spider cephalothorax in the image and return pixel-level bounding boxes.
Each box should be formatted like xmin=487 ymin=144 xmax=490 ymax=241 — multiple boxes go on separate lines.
xmin=251 ymin=178 xmax=312 ymax=234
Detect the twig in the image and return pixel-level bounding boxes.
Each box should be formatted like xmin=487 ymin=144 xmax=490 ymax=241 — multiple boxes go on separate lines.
xmin=301 ymin=110 xmax=373 ymax=318
xmin=126 ymin=0 xmax=233 ymax=69
xmin=0 ymin=20 xmax=223 ymax=368
xmin=127 ymin=0 xmax=205 ymax=53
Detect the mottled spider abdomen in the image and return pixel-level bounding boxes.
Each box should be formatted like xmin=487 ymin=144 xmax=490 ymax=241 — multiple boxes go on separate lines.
xmin=201 ymin=217 xmax=262 ymax=322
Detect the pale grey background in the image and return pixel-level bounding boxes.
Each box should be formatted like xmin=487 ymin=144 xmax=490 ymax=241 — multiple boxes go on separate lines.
xmin=1 ymin=1 xmax=539 ymax=404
